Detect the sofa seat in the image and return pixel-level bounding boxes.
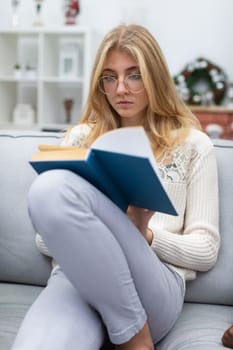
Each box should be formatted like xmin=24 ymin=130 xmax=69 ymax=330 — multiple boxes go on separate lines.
xmin=157 ymin=303 xmax=233 ymax=349
xmin=0 ymin=284 xmax=43 ymax=350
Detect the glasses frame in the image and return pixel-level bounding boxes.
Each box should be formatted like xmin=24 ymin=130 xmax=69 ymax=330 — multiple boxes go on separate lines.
xmin=98 ymin=73 xmax=145 ymax=95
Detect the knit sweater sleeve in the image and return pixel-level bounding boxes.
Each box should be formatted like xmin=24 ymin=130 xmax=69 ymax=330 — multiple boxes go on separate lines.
xmin=149 ymin=133 xmax=220 ymax=275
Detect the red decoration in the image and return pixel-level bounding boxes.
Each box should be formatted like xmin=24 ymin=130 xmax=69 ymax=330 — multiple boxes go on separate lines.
xmin=65 ymin=0 xmax=80 ymax=25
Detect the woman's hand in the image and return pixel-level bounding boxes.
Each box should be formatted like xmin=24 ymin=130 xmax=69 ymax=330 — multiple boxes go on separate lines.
xmin=126 ymin=206 xmax=154 ymax=245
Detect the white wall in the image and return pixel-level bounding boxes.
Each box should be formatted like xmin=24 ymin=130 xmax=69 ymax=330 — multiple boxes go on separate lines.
xmin=1 ymin=0 xmax=233 ymax=81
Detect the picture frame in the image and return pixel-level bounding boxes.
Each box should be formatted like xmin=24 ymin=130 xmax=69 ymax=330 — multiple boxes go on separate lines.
xmin=59 ymin=44 xmax=79 ymax=78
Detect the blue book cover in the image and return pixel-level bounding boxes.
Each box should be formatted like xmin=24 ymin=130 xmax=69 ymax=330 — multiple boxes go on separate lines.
xmin=30 ymin=127 xmax=177 ymax=215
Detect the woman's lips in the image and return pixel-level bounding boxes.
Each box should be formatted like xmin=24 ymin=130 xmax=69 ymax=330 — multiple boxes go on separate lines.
xmin=116 ymin=101 xmax=133 ymax=107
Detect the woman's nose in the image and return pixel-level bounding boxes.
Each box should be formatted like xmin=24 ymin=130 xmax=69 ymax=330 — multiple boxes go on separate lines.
xmin=116 ymin=78 xmax=129 ymax=94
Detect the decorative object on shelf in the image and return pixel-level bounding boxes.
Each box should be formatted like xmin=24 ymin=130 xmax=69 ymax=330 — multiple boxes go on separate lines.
xmin=13 ymin=63 xmax=37 ymax=80
xmin=13 ymin=104 xmax=35 ymax=125
xmin=205 ymin=123 xmax=223 ymax=139
xmin=63 ymin=98 xmax=74 ymax=123
xmin=64 ymin=0 xmax=80 ymax=25
xmin=33 ymin=0 xmax=44 ymax=26
xmin=25 ymin=64 xmax=37 ymax=79
xmin=11 ymin=0 xmax=20 ymax=27
xmin=59 ymin=42 xmax=79 ymax=78
xmin=226 ymin=83 xmax=233 ymax=107
xmin=174 ymin=57 xmax=227 ymax=106
xmin=13 ymin=63 xmax=22 ymax=79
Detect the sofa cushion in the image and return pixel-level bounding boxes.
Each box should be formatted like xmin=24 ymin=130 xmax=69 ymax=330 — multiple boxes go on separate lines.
xmin=185 ymin=139 xmax=233 ymax=305
xmin=0 ymin=283 xmax=43 ymax=350
xmin=0 ymin=131 xmax=63 ymax=286
xmin=157 ymin=303 xmax=233 ymax=349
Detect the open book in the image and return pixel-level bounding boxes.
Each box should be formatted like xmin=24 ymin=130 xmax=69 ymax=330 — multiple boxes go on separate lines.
xmin=30 ymin=127 xmax=177 ymax=215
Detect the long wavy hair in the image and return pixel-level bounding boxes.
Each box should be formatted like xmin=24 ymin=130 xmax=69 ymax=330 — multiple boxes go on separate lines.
xmin=78 ymin=24 xmax=200 ymax=160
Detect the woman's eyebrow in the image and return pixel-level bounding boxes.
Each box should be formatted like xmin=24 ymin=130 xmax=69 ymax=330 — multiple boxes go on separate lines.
xmin=102 ymin=66 xmax=140 ymax=74
xmin=126 ymin=66 xmax=140 ymax=72
xmin=102 ymin=69 xmax=115 ymax=74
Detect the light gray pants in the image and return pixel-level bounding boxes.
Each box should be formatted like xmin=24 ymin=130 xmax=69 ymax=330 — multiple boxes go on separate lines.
xmin=12 ymin=170 xmax=185 ymax=349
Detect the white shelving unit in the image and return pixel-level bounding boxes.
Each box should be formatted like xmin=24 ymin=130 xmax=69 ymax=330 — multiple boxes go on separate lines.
xmin=0 ymin=27 xmax=91 ymax=130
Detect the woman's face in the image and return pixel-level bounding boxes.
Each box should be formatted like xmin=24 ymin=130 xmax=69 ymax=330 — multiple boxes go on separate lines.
xmin=101 ymin=50 xmax=149 ymax=127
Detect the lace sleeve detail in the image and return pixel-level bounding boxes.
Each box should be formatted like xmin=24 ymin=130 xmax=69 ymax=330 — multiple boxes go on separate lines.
xmin=61 ymin=124 xmax=91 ymax=147
xmin=158 ymin=144 xmax=198 ymax=183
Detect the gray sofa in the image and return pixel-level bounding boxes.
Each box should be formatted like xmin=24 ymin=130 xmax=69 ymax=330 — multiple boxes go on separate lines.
xmin=0 ymin=130 xmax=233 ymax=350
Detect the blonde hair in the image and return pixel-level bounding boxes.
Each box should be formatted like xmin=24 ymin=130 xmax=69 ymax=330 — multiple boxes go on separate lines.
xmin=78 ymin=24 xmax=200 ymax=160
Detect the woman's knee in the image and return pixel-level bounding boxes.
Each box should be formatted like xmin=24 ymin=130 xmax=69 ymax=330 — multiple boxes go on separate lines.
xmin=28 ymin=170 xmax=78 ymax=229
xmin=28 ymin=169 xmax=97 ymax=233
xmin=29 ymin=170 xmax=66 ymax=211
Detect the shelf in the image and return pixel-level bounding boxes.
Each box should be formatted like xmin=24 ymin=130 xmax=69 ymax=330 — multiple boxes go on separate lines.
xmin=41 ymin=77 xmax=84 ymax=83
xmin=0 ymin=27 xmax=91 ymax=129
xmin=0 ymin=77 xmax=38 ymax=84
xmin=191 ymin=105 xmax=233 ymax=139
xmin=190 ymin=105 xmax=233 ymax=113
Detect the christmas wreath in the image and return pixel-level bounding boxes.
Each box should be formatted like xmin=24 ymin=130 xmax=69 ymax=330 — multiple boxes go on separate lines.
xmin=174 ymin=57 xmax=227 ymax=105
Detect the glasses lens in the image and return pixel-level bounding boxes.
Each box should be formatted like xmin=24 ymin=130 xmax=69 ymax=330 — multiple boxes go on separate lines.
xmin=98 ymin=74 xmax=144 ymax=94
xmin=99 ymin=76 xmax=117 ymax=95
xmin=126 ymin=74 xmax=144 ymax=93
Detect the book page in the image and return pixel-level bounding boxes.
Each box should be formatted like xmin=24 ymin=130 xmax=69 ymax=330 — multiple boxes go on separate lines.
xmin=38 ymin=144 xmax=77 ymax=151
xmin=32 ymin=147 xmax=88 ymax=161
xmin=92 ymin=127 xmax=159 ymax=174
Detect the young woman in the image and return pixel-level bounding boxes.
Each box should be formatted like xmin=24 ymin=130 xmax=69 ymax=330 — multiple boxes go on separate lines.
xmin=12 ymin=24 xmax=220 ymax=350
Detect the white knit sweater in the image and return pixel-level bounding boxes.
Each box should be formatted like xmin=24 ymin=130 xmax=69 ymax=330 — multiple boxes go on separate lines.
xmin=36 ymin=124 xmax=220 ymax=284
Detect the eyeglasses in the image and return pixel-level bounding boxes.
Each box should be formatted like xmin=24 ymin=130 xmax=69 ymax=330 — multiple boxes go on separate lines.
xmin=98 ymin=74 xmax=145 ymax=95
